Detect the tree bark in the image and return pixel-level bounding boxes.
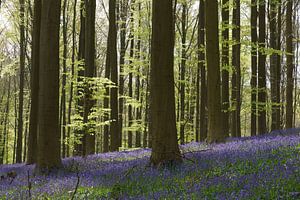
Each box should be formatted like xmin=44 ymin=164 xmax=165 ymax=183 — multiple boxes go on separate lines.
xmin=231 ymin=0 xmax=241 ymax=137
xmin=205 ymin=0 xmax=224 ymax=143
xmin=150 ymin=0 xmax=181 ymax=166
xmin=108 ymin=0 xmax=119 ymax=151
xmin=83 ymin=0 xmax=96 ymax=155
xmin=179 ymin=2 xmax=187 ymax=145
xmin=27 ymin=0 xmax=41 ymax=164
xmin=250 ymin=0 xmax=257 ymax=136
xmin=286 ymin=0 xmax=293 ymax=129
xmin=16 ymin=0 xmax=25 ymax=163
xmin=221 ymin=0 xmax=230 ymax=138
xmin=36 ymin=0 xmax=62 ymax=172
xmin=257 ymin=0 xmax=267 ymax=134
xmin=198 ymin=0 xmax=207 ymax=142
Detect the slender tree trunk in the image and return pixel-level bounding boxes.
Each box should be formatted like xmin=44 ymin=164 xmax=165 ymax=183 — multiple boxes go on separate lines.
xmin=74 ymin=0 xmax=85 ymax=156
xmin=221 ymin=0 xmax=230 ymax=137
xmin=16 ymin=0 xmax=25 ymax=163
xmin=206 ymin=0 xmax=224 ymax=142
xmin=257 ymin=0 xmax=267 ymax=134
xmin=27 ymin=0 xmax=41 ymax=164
xmin=179 ymin=2 xmax=187 ymax=145
xmin=108 ymin=0 xmax=119 ymax=151
xmin=270 ymin=0 xmax=278 ymax=131
xmin=128 ymin=2 xmax=134 ymax=148
xmin=250 ymin=0 xmax=257 ymax=136
xmin=61 ymin=0 xmax=68 ymax=158
xmin=150 ymin=0 xmax=181 ymax=166
xmin=0 ymin=78 xmax=11 ymax=164
xmin=231 ymin=0 xmax=241 ymax=137
xmin=36 ymin=0 xmax=62 ymax=172
xmin=276 ymin=1 xmax=282 ymax=129
xmin=118 ymin=0 xmax=127 ymax=150
xmin=199 ymin=0 xmax=207 ymax=142
xmin=286 ymin=0 xmax=294 ymax=129
xmin=67 ymin=0 xmax=77 ymax=158
xmin=135 ymin=2 xmax=142 ymax=148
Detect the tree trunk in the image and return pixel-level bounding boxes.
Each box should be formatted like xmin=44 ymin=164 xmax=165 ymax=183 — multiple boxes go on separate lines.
xmin=36 ymin=0 xmax=62 ymax=172
xmin=61 ymin=0 xmax=68 ymax=158
xmin=135 ymin=2 xmax=142 ymax=148
xmin=118 ymin=0 xmax=127 ymax=151
xmin=150 ymin=0 xmax=181 ymax=166
xmin=108 ymin=0 xmax=119 ymax=151
xmin=257 ymin=0 xmax=267 ymax=134
xmin=270 ymin=0 xmax=278 ymax=131
xmin=128 ymin=2 xmax=134 ymax=148
xmin=16 ymin=0 xmax=25 ymax=163
xmin=27 ymin=0 xmax=41 ymax=164
xmin=221 ymin=0 xmax=230 ymax=138
xmin=286 ymin=0 xmax=293 ymax=128
xmin=231 ymin=0 xmax=241 ymax=137
xmin=179 ymin=2 xmax=187 ymax=145
xmin=74 ymin=0 xmax=85 ymax=156
xmin=67 ymin=0 xmax=77 ymax=157
xmin=276 ymin=1 xmax=282 ymax=129
xmin=83 ymin=0 xmax=96 ymax=156
xmin=198 ymin=0 xmax=207 ymax=142
xmin=205 ymin=0 xmax=224 ymax=143
xmin=250 ymin=0 xmax=257 ymax=136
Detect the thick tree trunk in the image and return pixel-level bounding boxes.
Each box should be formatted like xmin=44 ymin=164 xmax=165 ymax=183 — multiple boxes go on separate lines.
xmin=150 ymin=0 xmax=181 ymax=166
xmin=27 ymin=0 xmax=41 ymax=164
xmin=286 ymin=0 xmax=293 ymax=129
xmin=257 ymin=0 xmax=267 ymax=134
xmin=205 ymin=0 xmax=224 ymax=143
xmin=36 ymin=0 xmax=62 ymax=172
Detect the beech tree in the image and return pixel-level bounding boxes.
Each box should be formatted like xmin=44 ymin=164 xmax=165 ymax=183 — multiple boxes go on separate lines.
xmin=150 ymin=0 xmax=181 ymax=166
xmin=36 ymin=0 xmax=61 ymax=172
xmin=205 ymin=0 xmax=224 ymax=142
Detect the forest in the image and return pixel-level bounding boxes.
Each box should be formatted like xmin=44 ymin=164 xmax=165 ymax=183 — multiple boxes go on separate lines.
xmin=0 ymin=0 xmax=300 ymax=199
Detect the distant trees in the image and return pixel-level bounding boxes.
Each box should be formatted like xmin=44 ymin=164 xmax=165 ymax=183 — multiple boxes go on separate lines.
xmin=150 ymin=0 xmax=181 ymax=166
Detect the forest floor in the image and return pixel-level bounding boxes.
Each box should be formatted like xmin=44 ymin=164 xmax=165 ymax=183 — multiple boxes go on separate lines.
xmin=1 ymin=129 xmax=300 ymax=199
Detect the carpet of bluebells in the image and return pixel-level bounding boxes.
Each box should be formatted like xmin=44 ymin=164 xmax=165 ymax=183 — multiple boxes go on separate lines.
xmin=1 ymin=129 xmax=300 ymax=199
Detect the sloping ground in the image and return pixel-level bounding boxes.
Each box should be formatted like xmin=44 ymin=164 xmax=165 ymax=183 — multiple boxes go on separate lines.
xmin=0 ymin=129 xmax=300 ymax=199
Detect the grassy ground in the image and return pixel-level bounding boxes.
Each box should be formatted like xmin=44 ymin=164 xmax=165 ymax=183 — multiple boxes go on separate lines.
xmin=0 ymin=129 xmax=300 ymax=199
